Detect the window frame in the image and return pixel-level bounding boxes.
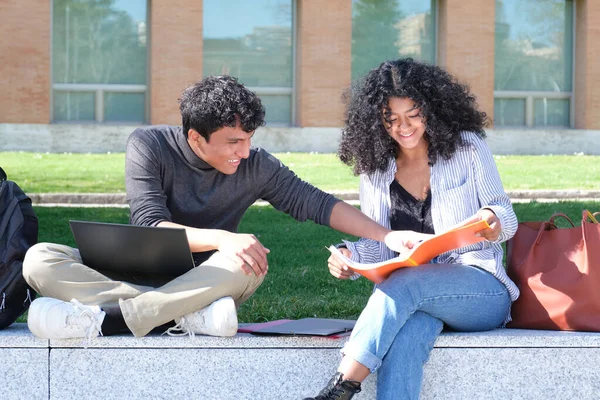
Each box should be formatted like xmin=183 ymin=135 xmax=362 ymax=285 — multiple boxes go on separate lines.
xmin=50 ymin=0 xmax=150 ymax=124
xmin=350 ymin=0 xmax=438 ymax=80
xmin=493 ymin=0 xmax=575 ymax=128
xmin=201 ymin=0 xmax=297 ymax=127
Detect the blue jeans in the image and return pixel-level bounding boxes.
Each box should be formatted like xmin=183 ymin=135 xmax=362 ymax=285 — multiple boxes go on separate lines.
xmin=341 ymin=264 xmax=510 ymax=400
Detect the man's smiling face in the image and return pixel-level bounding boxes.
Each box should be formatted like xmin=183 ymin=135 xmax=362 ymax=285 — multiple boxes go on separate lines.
xmin=188 ymin=122 xmax=254 ymax=174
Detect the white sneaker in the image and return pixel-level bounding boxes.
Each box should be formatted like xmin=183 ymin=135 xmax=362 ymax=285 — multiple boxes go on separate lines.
xmin=167 ymin=296 xmax=238 ymax=337
xmin=27 ymin=297 xmax=106 ymax=340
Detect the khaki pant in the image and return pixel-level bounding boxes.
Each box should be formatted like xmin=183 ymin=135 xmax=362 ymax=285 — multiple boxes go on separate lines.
xmin=22 ymin=242 xmax=264 ymax=337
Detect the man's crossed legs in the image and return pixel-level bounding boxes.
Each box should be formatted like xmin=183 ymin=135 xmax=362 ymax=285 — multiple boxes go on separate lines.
xmin=23 ymin=242 xmax=264 ymax=339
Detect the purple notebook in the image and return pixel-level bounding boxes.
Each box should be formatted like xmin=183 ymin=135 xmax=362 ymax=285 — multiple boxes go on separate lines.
xmin=237 ymin=319 xmax=292 ymax=333
xmin=239 ymin=318 xmax=355 ymax=336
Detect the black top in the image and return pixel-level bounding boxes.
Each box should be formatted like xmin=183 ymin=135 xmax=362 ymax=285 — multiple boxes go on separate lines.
xmin=389 ymin=179 xmax=434 ymax=235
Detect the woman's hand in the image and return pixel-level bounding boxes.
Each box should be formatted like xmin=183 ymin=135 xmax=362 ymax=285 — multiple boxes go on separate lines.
xmin=327 ymin=247 xmax=356 ymax=280
xmin=459 ymin=208 xmax=502 ymax=241
xmin=474 ymin=208 xmax=502 ymax=241
xmin=384 ymin=230 xmax=434 ymax=254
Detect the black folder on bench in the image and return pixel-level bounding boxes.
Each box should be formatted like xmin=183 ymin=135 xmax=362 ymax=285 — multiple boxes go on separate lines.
xmin=249 ymin=318 xmax=356 ymax=336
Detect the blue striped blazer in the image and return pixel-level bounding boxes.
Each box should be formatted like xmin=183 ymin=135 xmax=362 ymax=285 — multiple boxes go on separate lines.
xmin=343 ymin=131 xmax=520 ymax=304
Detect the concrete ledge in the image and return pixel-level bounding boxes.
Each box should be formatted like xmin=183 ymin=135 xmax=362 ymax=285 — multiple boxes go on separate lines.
xmin=486 ymin=128 xmax=600 ymax=155
xmin=0 ymin=323 xmax=48 ymax=348
xmin=29 ymin=193 xmax=128 ymax=205
xmin=3 ymin=124 xmax=600 ymax=155
xmin=27 ymin=190 xmax=600 ymax=206
xmin=3 ymin=324 xmax=600 ymax=399
xmin=0 ymin=325 xmax=48 ymax=400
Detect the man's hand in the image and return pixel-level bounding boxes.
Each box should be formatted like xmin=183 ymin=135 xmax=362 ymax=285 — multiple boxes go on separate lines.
xmin=384 ymin=230 xmax=434 ymax=254
xmin=218 ymin=232 xmax=270 ymax=276
xmin=327 ymin=247 xmax=355 ymax=280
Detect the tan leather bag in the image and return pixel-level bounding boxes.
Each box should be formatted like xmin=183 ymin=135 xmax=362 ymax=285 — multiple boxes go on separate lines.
xmin=506 ymin=210 xmax=600 ymax=331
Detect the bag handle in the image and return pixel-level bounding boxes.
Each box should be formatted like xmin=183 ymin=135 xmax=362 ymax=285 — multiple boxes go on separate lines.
xmin=549 ymin=213 xmax=575 ymax=227
xmin=0 ymin=166 xmax=6 ymax=182
xmin=584 ymin=210 xmax=599 ymax=224
xmin=534 ymin=221 xmax=558 ymax=245
xmin=533 ymin=213 xmax=575 ymax=246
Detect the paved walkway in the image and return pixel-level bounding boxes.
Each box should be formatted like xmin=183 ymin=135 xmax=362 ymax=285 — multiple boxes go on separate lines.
xmin=29 ymin=190 xmax=600 ymax=207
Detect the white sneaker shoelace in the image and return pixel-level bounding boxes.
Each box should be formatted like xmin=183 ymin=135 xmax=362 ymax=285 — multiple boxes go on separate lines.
xmin=164 ymin=314 xmax=205 ymax=339
xmin=68 ymin=299 xmax=104 ymax=345
xmin=163 ymin=297 xmax=237 ymax=338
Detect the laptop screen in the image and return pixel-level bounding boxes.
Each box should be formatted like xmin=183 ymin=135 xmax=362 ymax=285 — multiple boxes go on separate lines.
xmin=69 ymin=220 xmax=195 ymax=277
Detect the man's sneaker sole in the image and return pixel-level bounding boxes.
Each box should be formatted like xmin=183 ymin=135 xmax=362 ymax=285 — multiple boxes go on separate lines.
xmin=28 ymin=297 xmax=65 ymax=339
xmin=27 ymin=297 xmax=104 ymax=340
xmin=210 ymin=296 xmax=238 ymax=337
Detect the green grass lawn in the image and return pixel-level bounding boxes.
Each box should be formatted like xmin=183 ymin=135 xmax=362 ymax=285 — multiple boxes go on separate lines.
xmin=2 ymin=152 xmax=600 ymax=193
xmin=16 ymin=200 xmax=599 ymax=324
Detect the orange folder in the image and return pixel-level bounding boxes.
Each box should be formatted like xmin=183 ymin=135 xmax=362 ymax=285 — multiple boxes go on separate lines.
xmin=328 ymin=219 xmax=490 ymax=284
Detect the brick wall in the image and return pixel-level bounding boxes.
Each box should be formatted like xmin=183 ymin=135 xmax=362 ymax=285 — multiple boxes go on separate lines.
xmin=295 ymin=0 xmax=352 ymax=127
xmin=1 ymin=1 xmax=599 ymax=132
xmin=0 ymin=0 xmax=50 ymax=123
xmin=150 ymin=1 xmax=204 ymax=125
xmin=437 ymin=0 xmax=495 ymax=124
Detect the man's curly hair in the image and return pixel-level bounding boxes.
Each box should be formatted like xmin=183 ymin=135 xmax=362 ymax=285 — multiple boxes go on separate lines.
xmin=339 ymin=58 xmax=489 ymax=175
xmin=179 ymin=75 xmax=266 ymax=141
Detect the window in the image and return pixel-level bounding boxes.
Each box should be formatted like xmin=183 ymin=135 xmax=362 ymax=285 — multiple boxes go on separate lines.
xmin=494 ymin=0 xmax=574 ymax=127
xmin=351 ymin=0 xmax=436 ymax=80
xmin=203 ymin=0 xmax=294 ymax=125
xmin=52 ymin=0 xmax=148 ymax=123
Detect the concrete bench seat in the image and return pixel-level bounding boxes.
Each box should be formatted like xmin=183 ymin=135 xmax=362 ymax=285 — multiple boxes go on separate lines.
xmin=3 ymin=323 xmax=600 ymax=399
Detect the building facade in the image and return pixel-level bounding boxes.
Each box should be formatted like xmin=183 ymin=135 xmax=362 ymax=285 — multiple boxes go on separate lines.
xmin=1 ymin=0 xmax=599 ymax=154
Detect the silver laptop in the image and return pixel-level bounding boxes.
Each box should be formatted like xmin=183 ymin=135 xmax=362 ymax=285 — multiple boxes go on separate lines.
xmin=69 ymin=220 xmax=195 ymax=277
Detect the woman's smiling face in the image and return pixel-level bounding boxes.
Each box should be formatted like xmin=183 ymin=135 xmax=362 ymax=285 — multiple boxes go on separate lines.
xmin=383 ymin=97 xmax=427 ymax=152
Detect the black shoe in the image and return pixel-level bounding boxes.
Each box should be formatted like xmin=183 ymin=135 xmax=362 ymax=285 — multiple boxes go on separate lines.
xmin=303 ymin=372 xmax=361 ymax=400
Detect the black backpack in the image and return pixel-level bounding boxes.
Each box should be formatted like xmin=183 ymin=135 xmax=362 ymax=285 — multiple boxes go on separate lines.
xmin=0 ymin=166 xmax=38 ymax=329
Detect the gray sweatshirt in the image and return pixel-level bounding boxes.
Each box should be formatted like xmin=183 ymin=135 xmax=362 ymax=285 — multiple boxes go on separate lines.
xmin=125 ymin=125 xmax=340 ymax=263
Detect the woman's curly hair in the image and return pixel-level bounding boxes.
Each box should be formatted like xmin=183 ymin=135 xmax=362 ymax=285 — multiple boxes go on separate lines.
xmin=179 ymin=75 xmax=266 ymax=141
xmin=339 ymin=58 xmax=489 ymax=175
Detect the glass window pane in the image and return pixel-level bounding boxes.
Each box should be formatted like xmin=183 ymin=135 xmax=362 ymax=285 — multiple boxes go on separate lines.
xmin=104 ymin=93 xmax=145 ymax=122
xmin=494 ymin=99 xmax=526 ymax=127
xmin=260 ymin=95 xmax=291 ymax=124
xmin=53 ymin=91 xmax=95 ymax=121
xmin=495 ymin=0 xmax=573 ymax=91
xmin=352 ymin=0 xmax=436 ymax=79
xmin=203 ymin=0 xmax=293 ymax=88
xmin=52 ymin=0 xmax=148 ymax=85
xmin=534 ymin=98 xmax=570 ymax=127
xmin=203 ymin=0 xmax=293 ymax=124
